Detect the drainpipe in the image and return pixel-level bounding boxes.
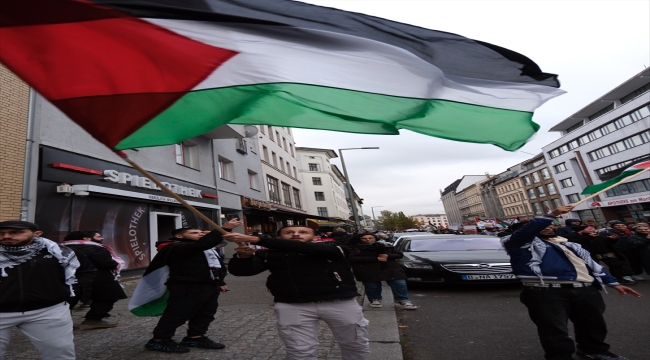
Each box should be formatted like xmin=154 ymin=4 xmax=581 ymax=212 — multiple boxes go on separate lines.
xmin=20 ymin=88 xmax=37 ymax=221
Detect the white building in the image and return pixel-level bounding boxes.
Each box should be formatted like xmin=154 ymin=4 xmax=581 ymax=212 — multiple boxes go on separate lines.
xmin=295 ymin=147 xmax=350 ymax=220
xmin=542 ymin=69 xmax=650 ymax=224
xmin=410 ymin=214 xmax=449 ymax=227
xmin=256 ymin=126 xmax=308 ymax=225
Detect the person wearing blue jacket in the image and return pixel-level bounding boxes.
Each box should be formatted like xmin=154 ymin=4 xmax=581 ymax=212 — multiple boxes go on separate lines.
xmin=502 ymin=206 xmax=641 ymax=360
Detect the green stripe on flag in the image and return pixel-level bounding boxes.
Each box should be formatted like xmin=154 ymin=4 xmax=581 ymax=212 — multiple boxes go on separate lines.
xmin=130 ymin=291 xmax=170 ymax=317
xmin=114 ymin=83 xmax=537 ymax=151
xmin=581 ymin=169 xmax=644 ymax=195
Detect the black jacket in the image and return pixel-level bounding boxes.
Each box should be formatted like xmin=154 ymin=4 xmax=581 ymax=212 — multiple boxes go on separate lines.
xmin=0 ymin=248 xmax=74 ymax=312
xmin=65 ymin=243 xmax=127 ymax=300
xmin=154 ymin=232 xmax=226 ymax=286
xmin=228 ymin=238 xmax=359 ymax=303
xmin=349 ymin=243 xmax=406 ymax=282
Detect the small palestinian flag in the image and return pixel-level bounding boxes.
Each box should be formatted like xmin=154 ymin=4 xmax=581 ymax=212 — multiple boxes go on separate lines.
xmin=0 ymin=0 xmax=564 ymax=151
xmin=128 ymin=254 xmax=171 ymax=317
xmin=582 ymin=159 xmax=650 ymax=195
xmin=496 ymin=219 xmax=509 ymax=228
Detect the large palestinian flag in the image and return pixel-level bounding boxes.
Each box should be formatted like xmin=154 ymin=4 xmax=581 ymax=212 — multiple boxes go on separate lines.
xmin=0 ymin=0 xmax=564 ymax=151
xmin=582 ymin=159 xmax=650 ymax=195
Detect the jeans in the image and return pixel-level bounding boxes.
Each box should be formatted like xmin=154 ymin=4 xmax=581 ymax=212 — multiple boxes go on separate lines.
xmin=520 ymin=286 xmax=609 ymax=360
xmin=363 ymin=279 xmax=409 ymax=301
xmin=153 ymin=282 xmax=221 ymax=339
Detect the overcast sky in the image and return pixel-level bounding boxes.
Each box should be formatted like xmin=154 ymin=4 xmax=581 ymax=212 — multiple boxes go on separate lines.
xmin=292 ymin=0 xmax=650 ymax=217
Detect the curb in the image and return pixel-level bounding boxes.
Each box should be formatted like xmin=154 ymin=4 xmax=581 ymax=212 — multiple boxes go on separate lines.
xmin=362 ymin=284 xmax=404 ymax=360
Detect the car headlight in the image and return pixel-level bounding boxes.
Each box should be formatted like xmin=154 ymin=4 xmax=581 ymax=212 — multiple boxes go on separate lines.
xmin=402 ymin=261 xmax=433 ymax=269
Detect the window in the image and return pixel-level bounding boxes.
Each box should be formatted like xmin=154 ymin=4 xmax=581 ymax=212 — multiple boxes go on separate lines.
xmin=588 ymin=130 xmax=650 ymax=160
xmin=523 ymin=176 xmax=531 ymax=186
xmin=588 ymin=103 xmax=614 ymax=121
xmin=566 ymin=121 xmax=583 ymax=134
xmin=175 ymin=142 xmax=199 ymax=169
xmin=540 ymin=168 xmax=551 ymax=180
xmin=317 ymin=207 xmax=329 ymax=217
xmin=532 ymin=172 xmax=540 ymax=183
xmin=315 ymin=192 xmax=325 ymax=201
xmin=282 ymin=182 xmax=292 ymax=207
xmin=289 ymin=144 xmax=295 ymax=157
xmin=552 ymin=198 xmax=562 ymax=208
xmin=621 ymin=83 xmax=650 ymax=104
xmin=267 ymin=176 xmax=280 ymax=203
xmin=293 ymin=188 xmax=302 ymax=209
xmin=218 ymin=157 xmax=234 ymax=182
xmin=279 ymin=157 xmax=285 ymax=172
xmin=275 ymin=131 xmax=280 ymax=143
xmin=566 ymin=193 xmax=581 ymax=203
xmin=268 ymin=127 xmax=274 ymax=141
xmin=527 ymin=189 xmax=536 ymax=199
xmin=271 ymin=152 xmax=277 ymax=167
xmin=536 ymin=186 xmax=546 ymax=197
xmin=532 ymin=203 xmax=542 ymax=215
xmin=308 ymin=163 xmax=319 ymax=171
xmin=312 ymin=177 xmax=322 ymax=185
xmin=248 ymin=170 xmax=259 ymax=190
xmin=282 ymin=138 xmax=288 ymax=151
xmin=560 ymin=178 xmax=574 ymax=188
xmin=554 ymin=163 xmax=567 ymax=173
xmin=262 ymin=146 xmax=269 ymax=162
xmin=541 ymin=201 xmax=551 ymax=214
xmin=293 ymin=166 xmax=297 ymax=178
xmin=605 ymin=179 xmax=650 ymax=197
xmin=546 ymin=183 xmax=557 ymax=195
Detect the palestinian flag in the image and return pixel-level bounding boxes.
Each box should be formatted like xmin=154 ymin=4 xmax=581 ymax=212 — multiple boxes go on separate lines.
xmin=0 ymin=0 xmax=564 ymax=151
xmin=582 ymin=159 xmax=650 ymax=195
xmin=496 ymin=219 xmax=509 ymax=228
xmin=128 ymin=249 xmax=171 ymax=316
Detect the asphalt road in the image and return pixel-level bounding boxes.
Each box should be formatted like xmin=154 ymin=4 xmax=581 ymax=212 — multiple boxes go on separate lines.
xmin=397 ymin=280 xmax=650 ymax=360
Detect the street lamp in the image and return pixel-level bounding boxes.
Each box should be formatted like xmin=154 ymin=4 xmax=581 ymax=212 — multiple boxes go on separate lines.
xmin=339 ymin=147 xmax=380 ymax=233
xmin=371 ymin=206 xmax=384 ymax=229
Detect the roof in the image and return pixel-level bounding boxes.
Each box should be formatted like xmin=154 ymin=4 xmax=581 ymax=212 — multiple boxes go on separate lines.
xmin=549 ymin=68 xmax=650 ymax=132
xmin=295 ymin=147 xmax=338 ymax=158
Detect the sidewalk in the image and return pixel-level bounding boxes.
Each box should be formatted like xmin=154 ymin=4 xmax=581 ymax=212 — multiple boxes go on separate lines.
xmin=4 ymin=272 xmax=403 ymax=360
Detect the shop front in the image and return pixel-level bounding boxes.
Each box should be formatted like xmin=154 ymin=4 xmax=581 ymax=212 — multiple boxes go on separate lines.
xmin=241 ymin=197 xmax=324 ymax=235
xmin=36 ymin=147 xmax=220 ymax=271
xmin=588 ymin=194 xmax=650 ymax=223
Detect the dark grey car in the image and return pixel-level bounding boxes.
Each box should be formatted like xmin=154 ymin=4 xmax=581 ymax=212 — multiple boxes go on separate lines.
xmin=394 ymin=235 xmax=518 ymax=284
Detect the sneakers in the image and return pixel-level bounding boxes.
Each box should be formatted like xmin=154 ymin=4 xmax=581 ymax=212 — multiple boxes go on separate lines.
xmin=145 ymin=339 xmax=190 ymax=353
xmin=394 ymin=300 xmax=418 ymax=310
xmin=180 ymin=336 xmax=226 ymax=349
xmin=369 ymin=299 xmax=382 ymax=308
xmin=620 ymin=276 xmax=637 ymax=285
xmin=78 ymin=319 xmax=118 ymax=329
xmin=630 ymin=275 xmax=645 ymax=281
xmin=576 ymin=350 xmax=629 ymax=360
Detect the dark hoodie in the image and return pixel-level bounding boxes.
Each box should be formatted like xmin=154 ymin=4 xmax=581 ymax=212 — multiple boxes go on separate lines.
xmin=348 ymin=239 xmax=405 ymax=282
xmin=555 ymin=219 xmax=582 ymax=236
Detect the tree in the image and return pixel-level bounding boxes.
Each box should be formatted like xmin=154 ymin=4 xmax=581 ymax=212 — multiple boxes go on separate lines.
xmin=376 ymin=210 xmax=416 ymax=230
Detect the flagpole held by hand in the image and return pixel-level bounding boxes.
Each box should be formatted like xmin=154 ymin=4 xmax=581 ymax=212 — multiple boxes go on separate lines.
xmin=570 ymin=166 xmax=650 ymax=207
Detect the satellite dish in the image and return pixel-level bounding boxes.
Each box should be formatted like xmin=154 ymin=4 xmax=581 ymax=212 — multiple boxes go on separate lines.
xmin=244 ymin=126 xmax=259 ymax=138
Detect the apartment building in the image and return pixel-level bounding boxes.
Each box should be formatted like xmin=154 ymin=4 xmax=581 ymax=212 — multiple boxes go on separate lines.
xmin=542 ymin=68 xmax=650 ymax=224
xmin=479 ymin=177 xmax=505 ymax=219
xmin=296 ymin=147 xmax=350 ymax=220
xmin=410 ymin=214 xmax=449 ymax=227
xmin=440 ymin=175 xmax=488 ymax=225
xmin=493 ymin=165 xmax=531 ymax=220
xmin=518 ymin=154 xmax=564 ymax=216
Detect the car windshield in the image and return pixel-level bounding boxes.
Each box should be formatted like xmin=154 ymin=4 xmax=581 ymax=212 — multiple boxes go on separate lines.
xmin=408 ymin=238 xmax=503 ymax=251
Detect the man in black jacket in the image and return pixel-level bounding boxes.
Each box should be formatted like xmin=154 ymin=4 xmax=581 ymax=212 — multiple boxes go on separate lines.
xmin=0 ymin=221 xmax=80 ymax=360
xmin=144 ymin=226 xmax=231 ymax=353
xmin=63 ymin=230 xmax=127 ymax=329
xmin=224 ymin=226 xmax=370 ymax=360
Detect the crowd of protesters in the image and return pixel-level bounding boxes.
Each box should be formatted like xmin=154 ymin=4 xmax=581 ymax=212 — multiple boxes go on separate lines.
xmin=1 ymin=214 xmax=648 ymax=359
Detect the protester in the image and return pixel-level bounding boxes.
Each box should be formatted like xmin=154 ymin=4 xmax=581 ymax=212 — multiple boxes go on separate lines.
xmin=62 ymin=230 xmax=127 ymax=329
xmin=555 ymin=218 xmax=583 ymax=236
xmin=144 ymin=220 xmax=239 ymax=353
xmin=501 ymin=207 xmax=641 ymax=360
xmin=348 ymin=234 xmax=417 ymax=309
xmin=0 ymin=221 xmax=80 ymax=360
xmin=225 ymin=226 xmax=370 ymax=360
xmin=599 ymin=220 xmax=641 ymax=282
xmin=614 ymin=225 xmax=650 ymax=280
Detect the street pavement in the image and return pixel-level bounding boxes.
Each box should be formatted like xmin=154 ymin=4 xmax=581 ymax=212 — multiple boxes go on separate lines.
xmin=3 ymin=272 xmax=401 ymax=360
xmin=398 ymin=280 xmax=650 ymax=360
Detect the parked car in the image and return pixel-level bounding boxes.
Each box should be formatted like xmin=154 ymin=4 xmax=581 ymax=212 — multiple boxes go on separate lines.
xmin=394 ymin=235 xmax=517 ymax=284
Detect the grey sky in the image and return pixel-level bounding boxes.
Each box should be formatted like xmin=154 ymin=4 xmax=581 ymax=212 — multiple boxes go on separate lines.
xmin=293 ymin=0 xmax=650 ymax=216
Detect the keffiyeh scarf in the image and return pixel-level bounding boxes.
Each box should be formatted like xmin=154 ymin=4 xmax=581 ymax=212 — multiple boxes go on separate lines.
xmin=0 ymin=237 xmax=80 ymax=295
xmin=62 ymin=239 xmax=126 ymax=276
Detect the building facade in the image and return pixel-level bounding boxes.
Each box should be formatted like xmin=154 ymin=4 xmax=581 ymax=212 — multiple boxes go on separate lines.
xmin=440 ymin=179 xmax=462 ymax=225
xmin=410 ymin=214 xmax=449 ymax=227
xmin=295 ymin=147 xmax=350 ymax=220
xmin=479 ymin=177 xmax=505 ymax=220
xmin=542 ymin=69 xmax=650 ymax=224
xmin=493 ymin=166 xmax=532 ymax=220
xmin=518 ymin=154 xmax=564 ymax=216
xmin=0 ymin=65 xmax=30 ymax=221
xmin=440 ymin=175 xmax=488 ymax=225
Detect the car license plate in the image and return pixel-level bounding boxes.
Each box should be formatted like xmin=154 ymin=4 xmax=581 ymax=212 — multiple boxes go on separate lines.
xmin=462 ymin=274 xmax=516 ymax=280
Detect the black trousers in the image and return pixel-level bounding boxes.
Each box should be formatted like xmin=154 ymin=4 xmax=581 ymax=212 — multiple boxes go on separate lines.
xmin=68 ymin=290 xmax=116 ymax=320
xmin=520 ymin=286 xmax=609 ymax=360
xmin=153 ymin=282 xmax=221 ymax=339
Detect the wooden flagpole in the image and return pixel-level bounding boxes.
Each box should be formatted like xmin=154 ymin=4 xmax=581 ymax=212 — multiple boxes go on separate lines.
xmin=115 ymin=151 xmax=228 ymax=235
xmin=571 ymin=166 xmax=650 ymax=207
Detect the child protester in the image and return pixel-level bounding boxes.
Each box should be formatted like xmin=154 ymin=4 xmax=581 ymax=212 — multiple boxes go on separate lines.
xmin=348 ymin=234 xmax=418 ymax=310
